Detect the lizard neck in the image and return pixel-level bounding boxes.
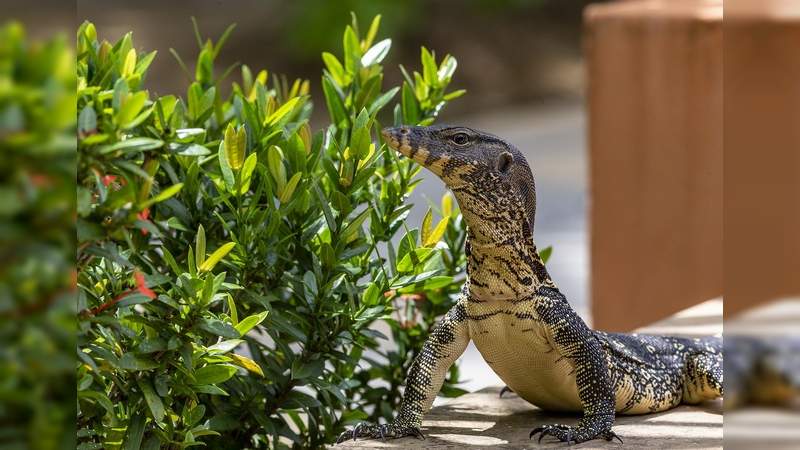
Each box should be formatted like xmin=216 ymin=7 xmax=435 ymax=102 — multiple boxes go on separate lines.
xmin=464 ymin=224 xmax=555 ymax=302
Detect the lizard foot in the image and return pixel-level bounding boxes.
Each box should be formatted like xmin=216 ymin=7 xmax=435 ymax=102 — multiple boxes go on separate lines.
xmin=529 ymin=423 xmax=622 ymax=445
xmin=336 ymin=422 xmax=425 ymax=444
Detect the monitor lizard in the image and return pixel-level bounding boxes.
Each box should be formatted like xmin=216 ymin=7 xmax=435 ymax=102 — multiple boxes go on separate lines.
xmin=337 ymin=125 xmax=723 ymax=445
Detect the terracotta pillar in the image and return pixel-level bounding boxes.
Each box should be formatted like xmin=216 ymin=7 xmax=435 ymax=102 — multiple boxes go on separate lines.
xmin=584 ymin=0 xmax=722 ymax=331
xmin=725 ymin=1 xmax=800 ymax=316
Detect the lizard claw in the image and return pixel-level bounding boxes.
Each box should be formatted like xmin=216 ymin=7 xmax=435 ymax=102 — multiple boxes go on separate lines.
xmin=499 ymin=386 xmax=514 ymax=398
xmin=530 ymin=422 xmax=621 ymax=445
xmin=352 ymin=422 xmax=365 ymax=441
xmin=601 ymin=430 xmax=624 ymax=444
xmin=336 ymin=420 xmax=424 ymax=444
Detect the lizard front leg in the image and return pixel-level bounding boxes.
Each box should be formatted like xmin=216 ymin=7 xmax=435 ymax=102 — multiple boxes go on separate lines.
xmin=530 ymin=289 xmax=622 ymax=445
xmin=337 ymin=300 xmax=470 ymax=443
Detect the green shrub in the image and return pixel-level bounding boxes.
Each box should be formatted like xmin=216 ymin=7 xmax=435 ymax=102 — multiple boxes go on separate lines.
xmin=77 ymin=14 xmax=466 ymax=449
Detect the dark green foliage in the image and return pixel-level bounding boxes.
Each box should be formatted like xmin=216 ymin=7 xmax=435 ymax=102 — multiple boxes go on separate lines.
xmin=77 ymin=15 xmax=466 ymax=449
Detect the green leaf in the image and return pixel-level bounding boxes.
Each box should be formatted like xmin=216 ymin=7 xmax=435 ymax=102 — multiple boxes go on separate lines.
xmin=340 ymin=208 xmax=370 ymax=243
xmin=396 ymin=248 xmax=435 ymax=273
xmin=234 ymin=311 xmax=268 ymax=336
xmin=279 ymin=172 xmax=302 ymax=204
xmin=265 ymin=96 xmax=300 ymax=126
xmin=361 ymin=282 xmax=380 ymax=306
xmin=142 ymin=183 xmax=183 ymax=207
xmin=99 ymin=137 xmax=163 ymax=155
xmin=285 ymin=390 xmax=321 ymax=408
xmin=342 ymin=25 xmax=361 ymax=74
xmin=79 ymin=390 xmax=115 ymax=417
xmin=199 ymin=242 xmax=236 ymax=272
xmin=224 ymin=123 xmax=245 ymax=170
xmin=137 ymin=379 xmax=165 ymax=422
xmin=423 ymin=217 xmax=449 ymax=248
xmin=123 ymin=412 xmax=145 ymax=450
xmin=443 ymin=89 xmax=467 ymax=101
xmin=322 ymin=52 xmax=348 ymax=87
xmin=420 ymin=46 xmax=438 ymax=86
xmin=78 ymin=105 xmax=97 ymax=135
xmin=119 ymin=353 xmax=159 ymax=370
xmin=538 ymin=245 xmax=553 ymax=264
xmin=218 ymin=142 xmax=236 ymax=191
xmin=117 ymin=91 xmax=147 ymax=128
xmin=227 ymin=294 xmax=238 ymax=326
xmin=420 ymin=208 xmax=433 ymax=246
xmin=239 ymin=153 xmax=257 ymax=194
xmin=121 ymin=48 xmax=137 ymax=77
xmin=364 ymin=15 xmax=382 ymax=50
xmin=194 ymin=364 xmax=238 ymax=385
xmin=368 ymin=87 xmax=399 ymax=116
xmin=198 ymin=317 xmax=240 ymax=338
xmin=184 ymin=405 xmax=206 ymax=428
xmin=313 ymin=183 xmax=337 ymax=233
xmin=192 ymin=385 xmax=229 ymax=396
xmin=401 ymin=82 xmax=420 ymax=125
xmin=172 ymin=143 xmax=211 ymax=156
xmin=267 ymin=145 xmax=287 ymax=192
xmin=291 ymin=359 xmax=323 ymax=380
xmin=196 ymin=224 xmax=206 ymax=269
xmin=322 ymin=75 xmax=348 ymax=128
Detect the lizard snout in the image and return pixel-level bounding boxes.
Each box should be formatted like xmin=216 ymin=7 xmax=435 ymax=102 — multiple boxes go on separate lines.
xmin=382 ymin=126 xmax=414 ymax=158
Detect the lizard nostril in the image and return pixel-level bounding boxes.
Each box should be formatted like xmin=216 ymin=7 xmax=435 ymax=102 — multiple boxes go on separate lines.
xmin=400 ymin=128 xmax=409 ymax=135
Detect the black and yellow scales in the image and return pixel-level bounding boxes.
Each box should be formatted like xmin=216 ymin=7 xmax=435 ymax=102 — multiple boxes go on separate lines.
xmin=337 ymin=125 xmax=723 ymax=445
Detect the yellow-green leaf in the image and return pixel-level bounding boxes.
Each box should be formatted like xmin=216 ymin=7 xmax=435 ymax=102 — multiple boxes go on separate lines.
xmin=264 ymin=96 xmax=300 ymax=126
xmin=142 ymin=183 xmax=183 ymax=207
xmin=239 ymin=153 xmax=257 ymax=195
xmin=420 ymin=208 xmax=433 ymax=246
xmin=196 ymin=225 xmax=206 ymax=269
xmin=199 ymin=242 xmax=236 ymax=272
xmin=364 ymin=15 xmax=382 ymax=51
xmin=122 ymin=48 xmax=137 ymax=77
xmin=224 ymin=124 xmax=245 ymax=170
xmin=234 ymin=311 xmax=268 ymax=336
xmin=228 ymin=354 xmax=264 ymax=377
xmin=423 ymin=216 xmax=449 ymax=248
xmin=279 ymin=172 xmax=302 ymax=204
xmin=117 ymin=91 xmax=147 ymax=127
xmin=267 ymin=145 xmax=287 ymax=192
xmin=441 ymin=193 xmax=453 ymax=217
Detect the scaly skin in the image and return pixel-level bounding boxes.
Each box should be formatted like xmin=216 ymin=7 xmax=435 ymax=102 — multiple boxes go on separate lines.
xmin=337 ymin=125 xmax=723 ymax=445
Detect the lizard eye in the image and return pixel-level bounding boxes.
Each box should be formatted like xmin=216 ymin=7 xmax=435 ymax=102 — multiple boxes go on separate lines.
xmin=451 ymin=132 xmax=470 ymax=146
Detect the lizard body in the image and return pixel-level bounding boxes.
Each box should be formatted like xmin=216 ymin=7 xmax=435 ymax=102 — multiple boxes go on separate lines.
xmin=338 ymin=125 xmax=723 ymax=444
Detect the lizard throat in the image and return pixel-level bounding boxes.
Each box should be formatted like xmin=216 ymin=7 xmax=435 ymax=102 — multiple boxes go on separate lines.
xmin=465 ymin=233 xmax=554 ymax=301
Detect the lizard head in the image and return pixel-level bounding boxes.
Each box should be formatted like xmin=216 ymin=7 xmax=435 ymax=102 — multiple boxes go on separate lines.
xmin=382 ymin=125 xmax=537 ymax=239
